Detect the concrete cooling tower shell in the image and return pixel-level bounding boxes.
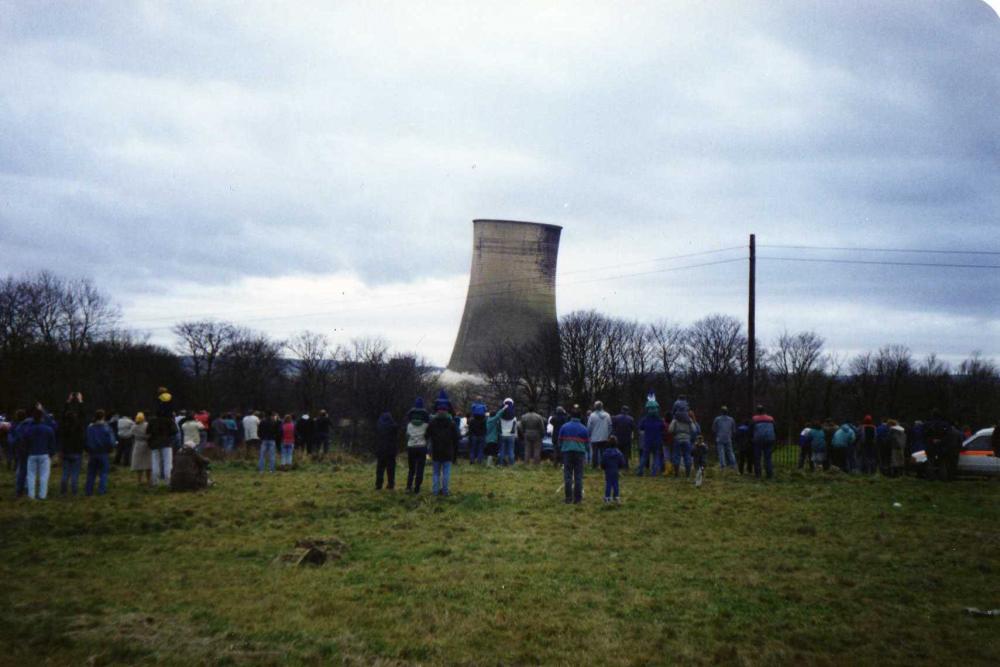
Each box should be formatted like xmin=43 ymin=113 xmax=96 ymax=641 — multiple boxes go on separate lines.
xmin=447 ymin=219 xmax=562 ymax=375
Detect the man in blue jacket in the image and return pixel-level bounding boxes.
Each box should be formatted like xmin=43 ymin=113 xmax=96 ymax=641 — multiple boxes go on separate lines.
xmin=8 ymin=409 xmax=29 ymax=497
xmin=23 ymin=407 xmax=57 ymax=500
xmin=85 ymin=410 xmax=116 ymax=496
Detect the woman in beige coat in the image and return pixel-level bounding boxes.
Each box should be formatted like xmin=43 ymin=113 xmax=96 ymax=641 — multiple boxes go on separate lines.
xmin=130 ymin=412 xmax=152 ymax=485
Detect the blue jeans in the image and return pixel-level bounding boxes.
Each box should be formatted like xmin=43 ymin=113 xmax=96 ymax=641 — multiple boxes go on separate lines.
xmin=754 ymin=440 xmax=774 ymax=479
xmin=469 ymin=435 xmax=485 ymax=463
xmin=500 ymin=436 xmax=515 ymax=465
xmin=672 ymin=440 xmax=693 ymax=475
xmin=637 ymin=445 xmax=663 ymax=476
xmin=563 ymin=451 xmax=585 ymax=503
xmin=717 ymin=441 xmax=736 ymax=468
xmin=604 ymin=471 xmax=620 ymax=499
xmin=258 ymin=440 xmax=276 ymax=472
xmin=221 ymin=435 xmax=235 ymax=453
xmin=26 ymin=454 xmax=51 ymax=499
xmin=61 ymin=455 xmax=82 ymax=494
xmin=280 ymin=444 xmax=294 ymax=466
xmin=86 ymin=454 xmax=110 ymax=495
xmin=432 ymin=460 xmax=451 ymax=495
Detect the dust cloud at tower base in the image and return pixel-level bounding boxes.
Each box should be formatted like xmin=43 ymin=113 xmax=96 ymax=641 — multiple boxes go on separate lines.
xmin=447 ymin=219 xmax=562 ymax=376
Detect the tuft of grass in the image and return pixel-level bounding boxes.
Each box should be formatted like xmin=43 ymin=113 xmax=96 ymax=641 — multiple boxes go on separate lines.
xmin=0 ymin=460 xmax=998 ymax=665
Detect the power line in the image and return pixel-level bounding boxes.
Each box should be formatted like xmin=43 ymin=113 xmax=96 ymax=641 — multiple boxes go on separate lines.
xmin=125 ymin=244 xmax=747 ymax=326
xmin=758 ymin=244 xmax=1000 ymax=256
xmin=759 ymin=256 xmax=1000 ymax=270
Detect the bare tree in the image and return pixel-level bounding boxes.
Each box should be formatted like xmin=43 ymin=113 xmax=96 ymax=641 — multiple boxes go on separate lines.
xmin=874 ymin=344 xmax=914 ymax=417
xmin=955 ymin=351 xmax=1000 ymax=428
xmin=649 ymin=320 xmax=685 ymax=399
xmin=217 ymin=327 xmax=285 ymax=412
xmin=770 ymin=330 xmax=826 ymax=438
xmin=172 ymin=320 xmax=237 ymax=406
xmin=287 ymin=330 xmax=334 ymax=412
xmin=683 ymin=314 xmax=746 ymax=416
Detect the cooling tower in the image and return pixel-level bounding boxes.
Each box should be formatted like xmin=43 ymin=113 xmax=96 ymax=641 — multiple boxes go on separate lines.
xmin=447 ymin=219 xmax=562 ymax=375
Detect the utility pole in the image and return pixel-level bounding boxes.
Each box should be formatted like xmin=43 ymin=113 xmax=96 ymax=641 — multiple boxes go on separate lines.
xmin=747 ymin=233 xmax=756 ymax=418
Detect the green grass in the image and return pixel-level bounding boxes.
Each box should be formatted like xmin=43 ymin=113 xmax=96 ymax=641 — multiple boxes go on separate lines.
xmin=1 ymin=456 xmax=998 ymax=666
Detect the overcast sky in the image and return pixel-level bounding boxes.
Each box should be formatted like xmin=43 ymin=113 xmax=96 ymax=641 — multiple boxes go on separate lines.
xmin=2 ymin=1 xmax=998 ymax=366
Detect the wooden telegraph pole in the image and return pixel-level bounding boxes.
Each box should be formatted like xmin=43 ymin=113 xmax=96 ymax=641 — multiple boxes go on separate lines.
xmin=747 ymin=233 xmax=756 ymax=417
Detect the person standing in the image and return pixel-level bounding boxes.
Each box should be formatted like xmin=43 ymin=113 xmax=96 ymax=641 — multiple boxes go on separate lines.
xmin=211 ymin=414 xmax=230 ymax=455
xmin=113 ymin=412 xmax=135 ymax=466
xmin=242 ymin=410 xmax=261 ymax=455
xmin=130 ymin=412 xmax=152 ymax=485
xmin=257 ymin=412 xmax=280 ymax=472
xmin=180 ymin=412 xmax=204 ymax=453
xmin=427 ymin=390 xmax=459 ymax=496
xmin=587 ymin=400 xmax=612 ymax=469
xmin=194 ymin=409 xmax=210 ymax=450
xmin=669 ymin=413 xmax=696 ymax=478
xmin=60 ymin=394 xmax=87 ymax=496
xmin=637 ymin=393 xmax=665 ymax=476
xmin=498 ymin=399 xmax=517 ymax=466
xmin=831 ymin=422 xmax=855 ymax=471
xmin=601 ymin=435 xmax=626 ymax=503
xmin=149 ymin=390 xmax=178 ymax=487
xmin=467 ymin=398 xmax=487 ymax=464
xmin=859 ymin=415 xmax=878 ymax=475
xmin=735 ymin=420 xmax=753 ymax=475
xmin=519 ymin=405 xmax=546 ymax=465
xmin=224 ymin=413 xmax=238 ymax=452
xmin=548 ymin=407 xmax=568 ymax=467
xmin=611 ymin=406 xmax=635 ymax=468
xmin=809 ymin=422 xmax=828 ymax=471
xmin=888 ymin=419 xmax=907 ymax=477
xmin=295 ymin=413 xmax=314 ymax=457
xmin=9 ymin=409 xmax=30 ymax=497
xmin=375 ymin=412 xmax=398 ymax=490
xmin=751 ymin=405 xmax=777 ymax=480
xmin=85 ymin=410 xmax=116 ymax=496
xmin=405 ymin=398 xmax=429 ymax=493
xmin=314 ymin=410 xmax=333 ymax=458
xmin=280 ymin=415 xmax=296 ymax=466
xmin=798 ymin=425 xmax=814 ymax=471
xmin=558 ymin=408 xmax=589 ymax=504
xmin=712 ymin=406 xmax=737 ymax=471
xmin=24 ymin=407 xmax=57 ymax=500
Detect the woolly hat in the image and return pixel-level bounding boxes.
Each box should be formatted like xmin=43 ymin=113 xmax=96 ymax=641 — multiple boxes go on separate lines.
xmin=645 ymin=391 xmax=659 ymax=415
xmin=863 ymin=414 xmax=873 ymax=425
xmin=434 ymin=389 xmax=452 ymax=412
xmin=503 ymin=397 xmax=514 ymax=406
xmin=414 ymin=397 xmax=425 ymax=410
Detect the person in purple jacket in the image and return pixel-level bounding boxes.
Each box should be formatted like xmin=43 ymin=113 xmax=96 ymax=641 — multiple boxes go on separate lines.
xmin=601 ymin=435 xmax=627 ymax=503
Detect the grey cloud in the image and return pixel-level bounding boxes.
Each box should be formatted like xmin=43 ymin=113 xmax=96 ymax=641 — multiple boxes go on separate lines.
xmin=1 ymin=1 xmax=998 ymax=359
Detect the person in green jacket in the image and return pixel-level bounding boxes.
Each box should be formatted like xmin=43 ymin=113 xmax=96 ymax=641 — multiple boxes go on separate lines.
xmin=484 ymin=408 xmax=504 ymax=466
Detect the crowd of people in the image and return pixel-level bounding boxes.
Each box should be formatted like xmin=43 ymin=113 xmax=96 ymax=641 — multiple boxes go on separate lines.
xmin=2 ymin=385 xmax=997 ymax=503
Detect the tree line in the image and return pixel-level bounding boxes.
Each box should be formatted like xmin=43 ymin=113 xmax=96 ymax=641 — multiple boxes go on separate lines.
xmin=476 ymin=310 xmax=999 ymax=440
xmin=2 ymin=272 xmax=997 ymax=447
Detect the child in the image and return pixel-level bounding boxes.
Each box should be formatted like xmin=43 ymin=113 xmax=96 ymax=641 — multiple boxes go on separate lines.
xmin=280 ymin=414 xmax=295 ymax=466
xmin=692 ymin=435 xmax=709 ymax=487
xmin=600 ymin=435 xmax=626 ymax=503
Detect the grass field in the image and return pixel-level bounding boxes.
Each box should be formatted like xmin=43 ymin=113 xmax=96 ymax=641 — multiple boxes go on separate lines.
xmin=1 ymin=454 xmax=998 ymax=666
